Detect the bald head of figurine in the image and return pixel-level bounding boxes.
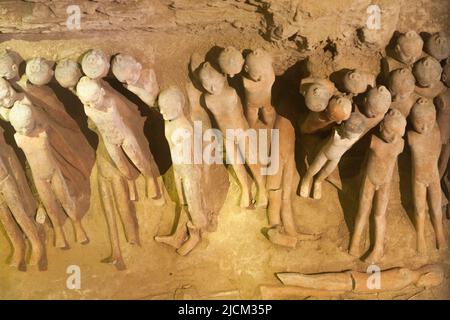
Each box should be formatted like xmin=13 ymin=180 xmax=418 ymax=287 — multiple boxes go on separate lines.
xmin=394 ymin=31 xmax=424 ymax=65
xmin=244 ymin=48 xmax=273 ymax=82
xmin=388 ymin=68 xmax=416 ymax=98
xmin=55 ymin=60 xmax=82 ymax=89
xmin=26 ymin=58 xmax=54 ymax=86
xmin=198 ymin=62 xmax=226 ymax=95
xmin=343 ymin=70 xmax=369 ymax=95
xmin=363 ymin=85 xmax=391 ymax=118
xmin=76 ymin=76 xmax=105 ymax=108
xmin=111 ymin=54 xmax=142 ymax=85
xmin=341 ymin=112 xmax=367 ymax=139
xmin=0 ymin=78 xmax=18 ymax=108
xmin=218 ymin=47 xmax=244 ymax=78
xmin=413 ymin=56 xmax=442 ymax=87
xmin=304 ymin=83 xmax=332 ymax=112
xmin=410 ymin=98 xmax=436 ymax=134
xmin=158 ymin=86 xmax=185 ymax=121
xmin=425 ymin=32 xmax=450 ymax=61
xmin=379 ymin=109 xmax=406 ymax=143
xmin=9 ymin=99 xmax=37 ymax=135
xmin=326 ymin=96 xmax=352 ymax=123
xmin=81 ymin=49 xmax=110 ymax=80
xmin=416 ymin=265 xmax=445 ymax=289
xmin=0 ymin=50 xmax=22 ymax=80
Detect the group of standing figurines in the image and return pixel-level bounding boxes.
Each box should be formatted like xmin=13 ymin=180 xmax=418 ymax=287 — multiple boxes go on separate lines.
xmin=0 ymin=29 xmax=449 ymax=273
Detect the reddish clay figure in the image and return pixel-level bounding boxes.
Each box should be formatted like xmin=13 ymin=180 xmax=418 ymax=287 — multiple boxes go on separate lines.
xmin=388 ymin=68 xmax=417 ymax=117
xmin=413 ymin=56 xmax=445 ymax=99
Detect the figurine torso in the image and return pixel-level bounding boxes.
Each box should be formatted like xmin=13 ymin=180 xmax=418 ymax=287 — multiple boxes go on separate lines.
xmin=366 ymin=135 xmax=404 ymax=186
xmin=408 ymin=124 xmax=441 ymax=184
xmin=16 ymin=130 xmax=57 ymax=180
xmin=243 ymin=71 xmax=274 ymax=107
xmin=204 ymin=86 xmax=248 ymax=132
xmin=323 ymin=129 xmax=358 ymax=160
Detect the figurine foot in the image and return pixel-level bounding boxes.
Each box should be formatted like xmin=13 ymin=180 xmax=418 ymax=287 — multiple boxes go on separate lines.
xmin=239 ymin=190 xmax=252 ymax=209
xmin=29 ymin=248 xmax=48 ymax=271
xmin=255 ymin=191 xmax=268 ymax=209
xmin=75 ymin=223 xmax=89 ymax=245
xmin=9 ymin=253 xmax=26 ymax=272
xmin=312 ymin=181 xmax=322 ymax=200
xmin=348 ymin=246 xmax=361 ymax=258
xmin=155 ymin=229 xmax=187 ymax=249
xmin=417 ymin=239 xmax=427 ymax=256
xmin=55 ymin=231 xmax=70 ymax=250
xmin=299 ymin=181 xmax=311 ymax=198
xmin=364 ymin=249 xmax=384 ymax=264
xmin=101 ymin=256 xmax=126 ymax=271
xmin=267 ymin=228 xmax=297 ymax=248
xmin=176 ymin=223 xmax=200 ymax=256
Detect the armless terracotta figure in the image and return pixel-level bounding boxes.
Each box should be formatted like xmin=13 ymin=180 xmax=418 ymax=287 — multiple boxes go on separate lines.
xmin=349 ymin=109 xmax=407 ymax=263
xmin=388 ymin=68 xmax=417 ymax=117
xmin=8 ymin=99 xmax=91 ymax=249
xmin=436 ymin=89 xmax=450 ymax=219
xmin=77 ymin=76 xmax=165 ymax=202
xmin=299 ymin=113 xmax=367 ymax=199
xmin=300 ymin=95 xmax=352 ymax=134
xmin=56 ymin=62 xmax=140 ymax=268
xmin=408 ymin=98 xmax=447 ymax=254
xmin=262 ymin=264 xmax=444 ymax=299
xmin=413 ymin=56 xmax=445 ymax=99
xmin=95 ymin=123 xmax=140 ymax=271
xmin=198 ymin=62 xmax=268 ymax=208
xmin=112 ymin=54 xmax=160 ymax=107
xmin=0 ymin=127 xmax=46 ymax=271
xmin=242 ymin=49 xmax=276 ymax=129
xmin=267 ymin=115 xmax=319 ymax=247
xmin=155 ymin=87 xmax=211 ymax=256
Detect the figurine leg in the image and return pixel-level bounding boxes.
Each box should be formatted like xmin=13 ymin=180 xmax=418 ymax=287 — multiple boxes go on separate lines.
xmin=98 ymin=178 xmax=126 ymax=271
xmin=428 ymin=181 xmax=447 ymax=250
xmin=413 ymin=181 xmax=427 ymax=255
xmin=261 ymin=104 xmax=276 ymax=130
xmin=365 ymin=184 xmax=390 ymax=263
xmin=155 ymin=206 xmax=189 ymax=249
xmin=281 ymin=155 xmax=297 ymax=236
xmin=176 ymin=221 xmax=201 ymax=256
xmin=112 ymin=176 xmax=139 ymax=245
xmin=183 ymin=179 xmax=208 ymax=230
xmin=5 ymin=198 xmax=46 ymax=270
xmin=299 ymin=152 xmax=327 ymax=198
xmin=52 ymin=174 xmax=89 ymax=245
xmin=313 ymin=159 xmax=339 ymax=200
xmin=349 ymin=178 xmax=375 ymax=257
xmin=245 ymin=106 xmax=259 ymax=129
xmin=121 ymin=140 xmax=161 ymax=200
xmin=0 ymin=203 xmax=26 ymax=271
xmin=34 ymin=179 xmax=68 ymax=249
xmin=267 ymin=157 xmax=283 ymax=227
xmin=438 ymin=143 xmax=450 ymax=178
